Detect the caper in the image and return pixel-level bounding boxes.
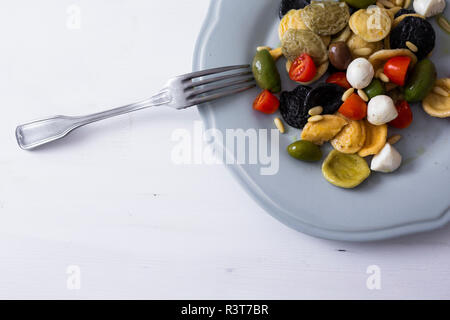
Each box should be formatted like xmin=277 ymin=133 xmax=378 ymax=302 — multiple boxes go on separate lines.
xmin=364 ymin=79 xmax=385 ymax=99
xmin=287 ymin=140 xmax=322 ymax=162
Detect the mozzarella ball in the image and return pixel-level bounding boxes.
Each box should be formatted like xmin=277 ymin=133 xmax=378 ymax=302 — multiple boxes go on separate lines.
xmin=367 ymin=95 xmax=398 ymax=125
xmin=371 ymin=144 xmax=402 ymax=173
xmin=346 ymin=58 xmax=374 ymax=89
xmin=413 ymin=0 xmax=446 ymax=18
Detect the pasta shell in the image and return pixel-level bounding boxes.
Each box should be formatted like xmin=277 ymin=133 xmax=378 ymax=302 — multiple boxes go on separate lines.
xmin=346 ymin=33 xmax=383 ymax=58
xmin=301 ymin=115 xmax=348 ymax=145
xmin=279 ymin=9 xmax=308 ymax=40
xmin=331 ymin=115 xmax=367 ymax=154
xmin=358 ymin=121 xmax=388 ymax=157
xmin=349 ymin=7 xmax=392 ymax=42
xmin=422 ymin=78 xmax=450 ymax=118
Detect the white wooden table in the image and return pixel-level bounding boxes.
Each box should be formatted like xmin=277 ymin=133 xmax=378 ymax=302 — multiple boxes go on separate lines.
xmin=0 ymin=0 xmax=449 ymax=299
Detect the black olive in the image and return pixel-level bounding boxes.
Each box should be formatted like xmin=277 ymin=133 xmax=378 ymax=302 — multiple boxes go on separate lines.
xmin=303 ymin=83 xmax=346 ymax=115
xmin=390 ymin=16 xmax=435 ymax=60
xmin=394 ymin=9 xmax=415 ymax=19
xmin=279 ymin=85 xmax=312 ymax=129
xmin=279 ymin=0 xmax=310 ymax=19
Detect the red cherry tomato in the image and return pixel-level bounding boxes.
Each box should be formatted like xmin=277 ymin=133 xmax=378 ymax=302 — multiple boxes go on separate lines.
xmin=389 ymin=100 xmax=413 ymax=129
xmin=338 ymin=93 xmax=367 ymax=120
xmin=253 ymin=90 xmax=280 ymax=114
xmin=326 ymin=72 xmax=352 ymax=89
xmin=289 ymin=53 xmax=317 ymax=82
xmin=383 ymin=56 xmax=411 ymax=86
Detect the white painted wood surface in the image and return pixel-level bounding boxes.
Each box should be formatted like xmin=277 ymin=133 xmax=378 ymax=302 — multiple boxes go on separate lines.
xmin=0 ymin=0 xmax=449 ymax=299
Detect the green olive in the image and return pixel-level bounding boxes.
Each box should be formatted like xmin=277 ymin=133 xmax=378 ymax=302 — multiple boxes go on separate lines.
xmin=404 ymin=59 xmax=437 ymax=103
xmin=344 ymin=0 xmax=377 ymax=9
xmin=287 ymin=140 xmax=322 ymax=162
xmin=364 ymin=79 xmax=385 ymax=100
xmin=252 ymin=49 xmax=281 ymax=93
xmin=322 ymin=150 xmax=371 ymax=189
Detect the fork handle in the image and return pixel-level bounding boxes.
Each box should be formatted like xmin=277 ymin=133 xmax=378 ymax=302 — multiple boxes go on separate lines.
xmin=72 ymin=90 xmax=170 ymax=124
xmin=16 ymin=90 xmax=171 ymax=150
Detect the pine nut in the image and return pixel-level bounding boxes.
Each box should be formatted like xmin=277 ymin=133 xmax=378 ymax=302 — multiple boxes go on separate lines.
xmin=394 ymin=0 xmax=403 ymax=6
xmin=376 ymin=68 xmax=384 ymax=78
xmin=388 ymin=134 xmax=402 ymax=145
xmin=403 ymin=0 xmax=411 ymax=9
xmin=353 ymin=47 xmax=373 ymax=56
xmin=257 ymin=46 xmax=271 ymax=52
xmin=379 ymin=0 xmax=394 ymax=8
xmin=308 ymin=115 xmax=324 ymax=123
xmin=358 ymin=89 xmax=369 ymax=102
xmin=379 ymin=72 xmax=390 ymax=83
xmin=406 ymin=41 xmax=418 ymax=53
xmin=437 ymin=15 xmax=450 ymax=34
xmin=274 ymin=117 xmax=285 ymax=134
xmin=433 ymin=86 xmax=449 ymax=97
xmin=342 ymin=88 xmax=355 ymax=101
xmin=376 ymin=1 xmax=384 ymax=8
xmin=308 ymin=106 xmax=323 ymax=116
xmin=389 ymin=6 xmax=403 ymax=17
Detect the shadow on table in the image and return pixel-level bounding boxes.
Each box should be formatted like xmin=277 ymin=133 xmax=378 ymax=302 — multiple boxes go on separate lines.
xmin=20 ymin=109 xmax=181 ymax=153
xmin=318 ymin=222 xmax=450 ymax=249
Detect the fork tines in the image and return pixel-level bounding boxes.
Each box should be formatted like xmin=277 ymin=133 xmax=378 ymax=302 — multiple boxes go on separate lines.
xmin=183 ymin=65 xmax=256 ymax=105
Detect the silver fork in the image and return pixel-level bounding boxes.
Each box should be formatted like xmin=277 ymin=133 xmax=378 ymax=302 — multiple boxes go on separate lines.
xmin=15 ymin=65 xmax=255 ymax=150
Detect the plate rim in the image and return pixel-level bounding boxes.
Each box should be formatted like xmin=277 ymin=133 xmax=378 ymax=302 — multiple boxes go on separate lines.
xmin=192 ymin=0 xmax=450 ymax=242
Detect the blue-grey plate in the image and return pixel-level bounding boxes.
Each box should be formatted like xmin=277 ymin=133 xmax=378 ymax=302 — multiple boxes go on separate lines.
xmin=193 ymin=0 xmax=450 ymax=241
